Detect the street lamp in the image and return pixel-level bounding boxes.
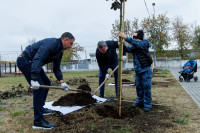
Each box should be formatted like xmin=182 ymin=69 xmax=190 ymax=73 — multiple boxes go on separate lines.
xmin=152 ymin=3 xmax=156 ymax=70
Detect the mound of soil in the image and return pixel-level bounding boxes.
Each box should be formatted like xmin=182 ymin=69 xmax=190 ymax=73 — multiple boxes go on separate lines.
xmin=77 ymin=84 xmax=91 ymax=92
xmin=66 ymin=77 xmax=89 ymax=85
xmin=52 ymin=93 xmax=97 ymax=106
xmin=94 ymin=104 xmax=139 ymax=119
xmin=44 ymin=101 xmax=173 ymax=133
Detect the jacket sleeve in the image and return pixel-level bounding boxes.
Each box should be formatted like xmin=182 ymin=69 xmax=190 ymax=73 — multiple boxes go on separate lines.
xmin=96 ymin=52 xmax=107 ymax=74
xmin=31 ymin=44 xmax=51 ymax=80
xmin=126 ymin=37 xmax=150 ymax=50
xmin=53 ymin=52 xmax=63 ymax=81
xmin=123 ymin=44 xmax=135 ymax=53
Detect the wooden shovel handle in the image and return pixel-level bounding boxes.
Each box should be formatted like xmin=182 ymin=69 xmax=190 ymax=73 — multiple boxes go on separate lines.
xmin=92 ymin=65 xmax=119 ymax=96
xmin=39 ymin=85 xmax=88 ymax=92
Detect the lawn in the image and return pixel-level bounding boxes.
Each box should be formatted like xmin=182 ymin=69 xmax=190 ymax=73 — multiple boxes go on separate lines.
xmin=0 ymin=69 xmax=199 ymax=133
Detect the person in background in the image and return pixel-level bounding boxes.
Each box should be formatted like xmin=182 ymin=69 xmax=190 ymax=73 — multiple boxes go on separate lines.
xmin=17 ymin=32 xmax=75 ymax=129
xmin=118 ymin=30 xmax=153 ymax=112
xmin=96 ymin=40 xmax=119 ymax=98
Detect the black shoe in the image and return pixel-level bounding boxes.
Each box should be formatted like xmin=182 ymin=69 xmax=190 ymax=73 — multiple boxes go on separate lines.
xmin=99 ymin=96 xmax=104 ymax=98
xmin=144 ymin=108 xmax=151 ymax=112
xmin=32 ymin=119 xmax=55 ymax=129
xmin=43 ymin=108 xmax=53 ymax=116
xmin=130 ymin=103 xmax=144 ymax=108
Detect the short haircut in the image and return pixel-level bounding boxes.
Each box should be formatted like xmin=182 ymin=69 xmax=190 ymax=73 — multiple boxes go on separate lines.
xmin=97 ymin=41 xmax=107 ymax=49
xmin=61 ymin=32 xmax=75 ymax=40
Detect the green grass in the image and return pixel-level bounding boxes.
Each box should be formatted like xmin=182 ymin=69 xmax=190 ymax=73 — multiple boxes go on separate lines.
xmin=175 ymin=117 xmax=189 ymax=125
xmin=0 ymin=106 xmax=4 ymax=111
xmin=86 ymin=122 xmax=98 ymax=132
xmin=0 ymin=69 xmax=199 ymax=133
xmin=9 ymin=109 xmax=29 ymax=116
xmin=9 ymin=99 xmax=27 ymax=105
xmin=110 ymin=124 xmax=134 ymax=133
xmin=0 ymin=120 xmax=4 ymax=125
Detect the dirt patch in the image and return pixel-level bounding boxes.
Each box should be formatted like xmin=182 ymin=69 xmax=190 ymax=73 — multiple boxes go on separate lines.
xmin=66 ymin=78 xmax=89 ymax=85
xmin=152 ymin=81 xmax=170 ymax=87
xmin=52 ymin=93 xmax=96 ymax=106
xmin=86 ymin=75 xmax=99 ymax=78
xmin=122 ymin=79 xmax=131 ymax=82
xmin=0 ymin=84 xmax=31 ymax=99
xmin=94 ymin=104 xmax=139 ymax=119
xmin=44 ymin=101 xmax=174 ymax=133
xmin=152 ymin=78 xmax=176 ymax=87
xmin=50 ymin=76 xmax=89 ymax=86
xmin=77 ymin=84 xmax=91 ymax=92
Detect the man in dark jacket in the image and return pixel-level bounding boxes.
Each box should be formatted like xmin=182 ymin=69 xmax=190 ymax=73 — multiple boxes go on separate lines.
xmin=16 ymin=32 xmax=75 ymax=129
xmin=96 ymin=40 xmax=119 ymax=98
xmin=118 ymin=30 xmax=152 ymax=112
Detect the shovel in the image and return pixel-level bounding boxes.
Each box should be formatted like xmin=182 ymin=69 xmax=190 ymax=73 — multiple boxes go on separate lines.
xmin=92 ymin=65 xmax=118 ymax=96
xmin=35 ymin=85 xmax=91 ymax=93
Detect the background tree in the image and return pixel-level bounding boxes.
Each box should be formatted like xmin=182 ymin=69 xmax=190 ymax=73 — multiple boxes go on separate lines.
xmin=191 ymin=23 xmax=200 ymax=58
xmin=111 ymin=18 xmax=139 ymax=60
xmin=171 ymin=16 xmax=192 ymax=59
xmin=61 ymin=43 xmax=84 ymax=62
xmin=142 ymin=13 xmax=170 ymax=57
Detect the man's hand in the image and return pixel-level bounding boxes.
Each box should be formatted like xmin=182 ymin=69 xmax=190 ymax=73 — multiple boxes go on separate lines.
xmin=31 ymin=80 xmax=40 ymax=90
xmin=106 ymin=74 xmax=110 ymax=80
xmin=118 ymin=32 xmax=127 ymax=39
xmin=61 ymin=82 xmax=71 ymax=91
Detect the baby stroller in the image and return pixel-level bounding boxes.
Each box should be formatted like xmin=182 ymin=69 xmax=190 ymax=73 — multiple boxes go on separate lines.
xmin=179 ymin=60 xmax=198 ymax=82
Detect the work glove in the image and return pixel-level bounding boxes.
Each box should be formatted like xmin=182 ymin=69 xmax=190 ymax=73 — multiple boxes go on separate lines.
xmin=106 ymin=74 xmax=110 ymax=80
xmin=31 ymin=80 xmax=40 ymax=90
xmin=61 ymin=82 xmax=71 ymax=92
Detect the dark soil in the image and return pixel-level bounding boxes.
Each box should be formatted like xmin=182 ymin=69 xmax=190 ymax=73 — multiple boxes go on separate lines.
xmin=112 ymin=79 xmax=134 ymax=84
xmin=66 ymin=77 xmax=89 ymax=85
xmin=52 ymin=93 xmax=97 ymax=106
xmin=0 ymin=84 xmax=31 ymax=99
xmin=152 ymin=78 xmax=176 ymax=87
xmin=44 ymin=101 xmax=174 ymax=133
xmin=122 ymin=79 xmax=132 ymax=82
xmin=77 ymin=84 xmax=91 ymax=92
xmin=86 ymin=75 xmax=99 ymax=78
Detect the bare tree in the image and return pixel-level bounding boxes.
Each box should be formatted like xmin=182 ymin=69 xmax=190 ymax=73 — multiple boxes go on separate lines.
xmin=111 ymin=18 xmax=139 ymax=40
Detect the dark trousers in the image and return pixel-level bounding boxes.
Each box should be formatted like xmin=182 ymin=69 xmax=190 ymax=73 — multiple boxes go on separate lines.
xmin=135 ymin=69 xmax=152 ymax=108
xmin=99 ymin=61 xmax=118 ymax=97
xmin=17 ymin=56 xmax=50 ymax=122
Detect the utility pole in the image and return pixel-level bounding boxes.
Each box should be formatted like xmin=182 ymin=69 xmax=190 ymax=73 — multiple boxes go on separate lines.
xmin=85 ymin=50 xmax=87 ymax=59
xmin=152 ymin=3 xmax=156 ymax=69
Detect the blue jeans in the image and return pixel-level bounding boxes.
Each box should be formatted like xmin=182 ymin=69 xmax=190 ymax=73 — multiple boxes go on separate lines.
xmin=99 ymin=61 xmax=118 ymax=97
xmin=135 ymin=69 xmax=152 ymax=108
xmin=17 ymin=56 xmax=50 ymax=122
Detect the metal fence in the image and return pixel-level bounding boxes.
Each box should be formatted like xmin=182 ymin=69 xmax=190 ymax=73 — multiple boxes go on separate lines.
xmin=1 ymin=57 xmax=200 ymax=77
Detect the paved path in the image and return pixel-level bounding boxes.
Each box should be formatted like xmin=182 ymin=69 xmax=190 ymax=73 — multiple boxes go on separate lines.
xmin=168 ymin=68 xmax=200 ymax=108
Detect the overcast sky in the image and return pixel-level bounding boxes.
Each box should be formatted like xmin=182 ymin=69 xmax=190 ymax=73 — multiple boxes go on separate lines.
xmin=0 ymin=0 xmax=199 ymax=60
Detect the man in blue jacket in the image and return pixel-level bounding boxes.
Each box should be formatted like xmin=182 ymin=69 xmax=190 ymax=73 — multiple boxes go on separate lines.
xmin=96 ymin=41 xmax=119 ymax=98
xmin=118 ymin=30 xmax=152 ymax=112
xmin=16 ymin=32 xmax=75 ymax=129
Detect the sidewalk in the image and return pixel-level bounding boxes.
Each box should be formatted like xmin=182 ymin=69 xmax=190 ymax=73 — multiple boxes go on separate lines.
xmin=168 ymin=68 xmax=200 ymax=108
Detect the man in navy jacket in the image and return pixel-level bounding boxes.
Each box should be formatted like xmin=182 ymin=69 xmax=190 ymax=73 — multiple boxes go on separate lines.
xmin=17 ymin=32 xmax=75 ymax=129
xmin=96 ymin=40 xmax=119 ymax=98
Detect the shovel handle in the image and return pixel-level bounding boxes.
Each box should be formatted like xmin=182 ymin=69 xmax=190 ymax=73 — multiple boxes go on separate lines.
xmin=39 ymin=85 xmax=86 ymax=92
xmin=92 ymin=65 xmax=119 ymax=96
